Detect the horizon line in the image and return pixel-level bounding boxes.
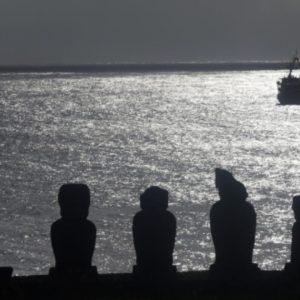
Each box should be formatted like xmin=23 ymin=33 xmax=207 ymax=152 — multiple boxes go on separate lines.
xmin=0 ymin=61 xmax=292 ymax=73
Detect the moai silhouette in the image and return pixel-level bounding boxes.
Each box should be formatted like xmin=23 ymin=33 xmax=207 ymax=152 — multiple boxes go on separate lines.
xmin=210 ymin=168 xmax=258 ymax=276
xmin=50 ymin=183 xmax=97 ymax=277
xmin=132 ymin=186 xmax=177 ymax=279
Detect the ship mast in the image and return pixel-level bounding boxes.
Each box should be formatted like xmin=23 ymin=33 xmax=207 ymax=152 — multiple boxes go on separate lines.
xmin=289 ymin=50 xmax=299 ymax=77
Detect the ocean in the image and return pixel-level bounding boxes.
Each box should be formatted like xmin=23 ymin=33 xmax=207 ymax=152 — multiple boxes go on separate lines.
xmin=1 ymin=70 xmax=300 ymax=275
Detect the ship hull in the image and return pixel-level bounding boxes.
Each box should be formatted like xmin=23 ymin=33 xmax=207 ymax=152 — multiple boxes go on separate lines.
xmin=278 ymin=91 xmax=300 ymax=105
xmin=277 ymin=75 xmax=300 ymax=105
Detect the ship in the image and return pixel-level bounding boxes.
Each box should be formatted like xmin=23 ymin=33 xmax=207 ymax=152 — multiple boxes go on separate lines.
xmin=277 ymin=52 xmax=300 ymax=104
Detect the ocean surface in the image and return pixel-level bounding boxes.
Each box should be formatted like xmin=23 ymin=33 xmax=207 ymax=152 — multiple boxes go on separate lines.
xmin=1 ymin=70 xmax=300 ymax=275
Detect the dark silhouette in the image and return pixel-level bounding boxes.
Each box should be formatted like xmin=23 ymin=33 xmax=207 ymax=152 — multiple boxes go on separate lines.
xmin=0 ymin=267 xmax=13 ymax=281
xmin=132 ymin=186 xmax=177 ymax=276
xmin=291 ymin=195 xmax=300 ymax=265
xmin=285 ymin=195 xmax=300 ymax=274
xmin=210 ymin=168 xmax=257 ymax=273
xmin=50 ymin=183 xmax=97 ymax=276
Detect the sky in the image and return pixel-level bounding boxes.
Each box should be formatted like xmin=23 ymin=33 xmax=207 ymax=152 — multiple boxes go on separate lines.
xmin=0 ymin=0 xmax=300 ymax=65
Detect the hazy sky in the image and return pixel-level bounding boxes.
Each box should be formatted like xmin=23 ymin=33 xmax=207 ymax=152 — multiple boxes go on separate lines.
xmin=1 ymin=0 xmax=299 ymax=64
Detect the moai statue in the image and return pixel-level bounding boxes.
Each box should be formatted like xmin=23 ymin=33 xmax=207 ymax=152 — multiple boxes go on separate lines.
xmin=50 ymin=183 xmax=97 ymax=277
xmin=210 ymin=168 xmax=258 ymax=277
xmin=132 ymin=186 xmax=177 ymax=279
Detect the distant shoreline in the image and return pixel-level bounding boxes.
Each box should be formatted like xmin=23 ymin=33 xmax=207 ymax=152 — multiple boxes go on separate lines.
xmin=0 ymin=62 xmax=291 ymax=73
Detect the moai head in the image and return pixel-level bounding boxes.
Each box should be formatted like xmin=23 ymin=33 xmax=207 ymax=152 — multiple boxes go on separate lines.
xmin=140 ymin=186 xmax=168 ymax=210
xmin=58 ymin=183 xmax=90 ymax=219
xmin=215 ymin=168 xmax=248 ymax=202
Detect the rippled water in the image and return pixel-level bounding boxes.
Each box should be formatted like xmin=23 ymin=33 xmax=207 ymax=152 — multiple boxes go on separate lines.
xmin=1 ymin=70 xmax=300 ymax=275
